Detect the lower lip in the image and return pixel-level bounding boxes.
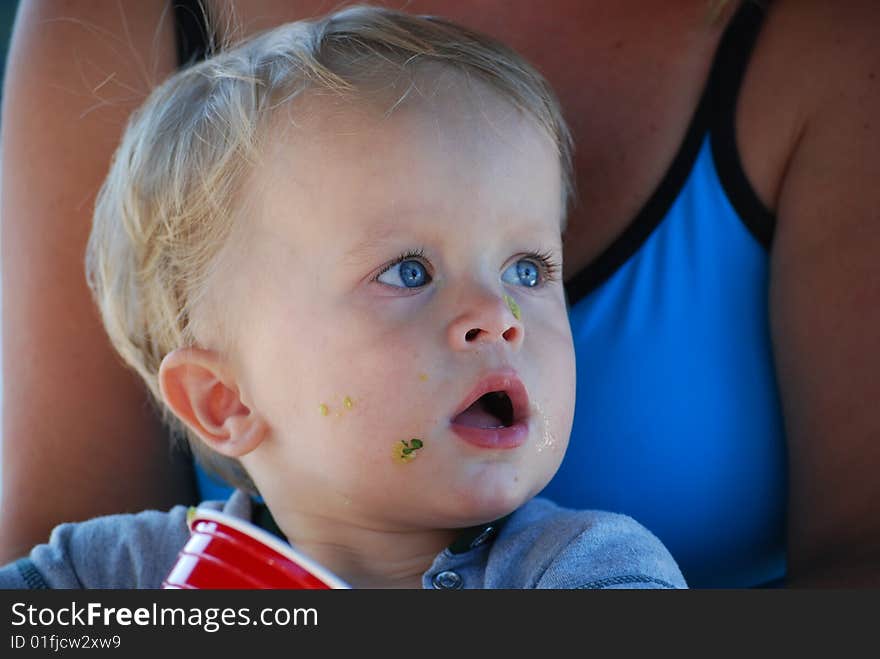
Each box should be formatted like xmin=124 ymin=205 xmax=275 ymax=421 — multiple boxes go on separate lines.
xmin=450 ymin=420 xmax=529 ymax=449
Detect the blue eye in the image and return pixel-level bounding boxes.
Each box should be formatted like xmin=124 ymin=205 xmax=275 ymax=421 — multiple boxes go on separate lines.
xmin=377 ymin=259 xmax=431 ymax=288
xmin=502 ymin=259 xmax=541 ymax=288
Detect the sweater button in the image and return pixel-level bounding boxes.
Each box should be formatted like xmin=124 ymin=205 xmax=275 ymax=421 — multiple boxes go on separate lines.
xmin=432 ymin=570 xmax=463 ymax=590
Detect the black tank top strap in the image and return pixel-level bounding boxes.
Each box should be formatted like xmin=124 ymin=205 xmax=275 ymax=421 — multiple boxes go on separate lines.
xmin=708 ymin=1 xmax=775 ymax=248
xmin=564 ymin=1 xmax=771 ymax=303
xmin=173 ymin=0 xmax=213 ymax=68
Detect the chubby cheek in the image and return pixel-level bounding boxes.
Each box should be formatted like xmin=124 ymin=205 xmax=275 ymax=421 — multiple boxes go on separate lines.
xmin=345 ymin=355 xmax=438 ymax=437
xmin=524 ymin=307 xmax=576 ymax=455
xmin=300 ymin=333 xmax=441 ymax=457
xmin=294 ymin=372 xmax=444 ymax=514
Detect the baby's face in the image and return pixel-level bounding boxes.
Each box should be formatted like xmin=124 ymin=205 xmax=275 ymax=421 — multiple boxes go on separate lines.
xmin=222 ymin=79 xmax=574 ymax=531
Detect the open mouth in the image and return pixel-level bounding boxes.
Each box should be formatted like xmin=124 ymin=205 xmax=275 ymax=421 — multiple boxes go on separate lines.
xmin=450 ymin=373 xmax=530 ymax=449
xmin=451 ymin=391 xmax=515 ymax=429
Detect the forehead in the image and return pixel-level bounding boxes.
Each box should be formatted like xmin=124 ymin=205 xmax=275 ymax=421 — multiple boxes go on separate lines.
xmin=247 ymin=72 xmax=562 ymax=240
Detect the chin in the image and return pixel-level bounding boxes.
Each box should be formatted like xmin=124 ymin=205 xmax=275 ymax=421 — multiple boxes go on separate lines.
xmin=449 ymin=469 xmax=544 ymax=526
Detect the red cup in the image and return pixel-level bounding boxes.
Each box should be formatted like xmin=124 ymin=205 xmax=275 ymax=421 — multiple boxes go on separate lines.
xmin=162 ymin=507 xmax=350 ymax=589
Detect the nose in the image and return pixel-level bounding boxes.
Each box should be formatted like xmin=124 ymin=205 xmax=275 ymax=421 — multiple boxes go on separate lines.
xmin=447 ymin=291 xmax=524 ymax=352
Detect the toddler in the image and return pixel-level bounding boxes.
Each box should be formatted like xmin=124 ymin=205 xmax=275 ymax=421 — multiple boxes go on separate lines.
xmin=0 ymin=5 xmax=685 ymax=589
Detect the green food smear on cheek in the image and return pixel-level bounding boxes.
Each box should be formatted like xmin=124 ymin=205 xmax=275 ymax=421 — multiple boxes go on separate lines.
xmin=504 ymin=294 xmax=521 ymax=320
xmin=393 ymin=438 xmax=424 ymax=463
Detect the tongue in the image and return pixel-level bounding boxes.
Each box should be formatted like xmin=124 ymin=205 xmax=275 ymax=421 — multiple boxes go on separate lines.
xmin=452 ymin=403 xmax=504 ymax=429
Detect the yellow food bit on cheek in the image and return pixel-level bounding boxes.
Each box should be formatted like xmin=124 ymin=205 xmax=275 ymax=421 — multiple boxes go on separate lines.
xmin=418 ymin=373 xmax=429 ymax=382
xmin=504 ymin=294 xmax=521 ymax=321
xmin=319 ymin=403 xmax=330 ymax=417
xmin=343 ymin=396 xmax=354 ymax=410
xmin=392 ymin=438 xmax=424 ymax=464
xmin=392 ymin=444 xmax=413 ymax=464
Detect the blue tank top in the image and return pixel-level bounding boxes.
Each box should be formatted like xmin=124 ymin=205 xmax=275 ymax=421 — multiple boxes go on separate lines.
xmin=183 ymin=2 xmax=785 ymax=587
xmin=541 ymin=3 xmax=786 ymax=588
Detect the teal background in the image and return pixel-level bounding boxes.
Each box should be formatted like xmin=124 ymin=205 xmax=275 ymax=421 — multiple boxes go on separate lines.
xmin=0 ymin=1 xmax=18 ymax=94
xmin=0 ymin=0 xmax=21 ymax=490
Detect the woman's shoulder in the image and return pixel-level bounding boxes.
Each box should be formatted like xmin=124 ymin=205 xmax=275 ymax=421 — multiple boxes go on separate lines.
xmin=743 ymin=0 xmax=880 ymax=586
xmin=738 ymin=0 xmax=880 ymax=212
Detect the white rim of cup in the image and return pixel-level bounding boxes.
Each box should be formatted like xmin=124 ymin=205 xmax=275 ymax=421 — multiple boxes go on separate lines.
xmin=189 ymin=506 xmax=351 ymax=589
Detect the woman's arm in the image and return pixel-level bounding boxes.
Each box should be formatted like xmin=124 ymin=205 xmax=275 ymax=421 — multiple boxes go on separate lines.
xmin=0 ymin=0 xmax=196 ymax=562
xmin=763 ymin=1 xmax=880 ymax=586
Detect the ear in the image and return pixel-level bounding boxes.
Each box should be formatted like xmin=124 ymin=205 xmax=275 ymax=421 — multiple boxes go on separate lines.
xmin=158 ymin=347 xmax=267 ymax=458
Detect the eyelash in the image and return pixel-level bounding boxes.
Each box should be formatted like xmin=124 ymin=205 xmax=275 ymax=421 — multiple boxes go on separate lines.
xmin=524 ymin=249 xmax=561 ymax=285
xmin=375 ymin=248 xmax=429 ymax=280
xmin=374 ymin=248 xmax=561 ymax=286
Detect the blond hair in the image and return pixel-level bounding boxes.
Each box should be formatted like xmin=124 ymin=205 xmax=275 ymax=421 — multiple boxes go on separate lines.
xmin=86 ymin=4 xmax=574 ymax=492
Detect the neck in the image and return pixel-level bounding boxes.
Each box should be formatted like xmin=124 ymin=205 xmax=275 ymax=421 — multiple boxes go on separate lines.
xmin=268 ymin=507 xmax=459 ymax=589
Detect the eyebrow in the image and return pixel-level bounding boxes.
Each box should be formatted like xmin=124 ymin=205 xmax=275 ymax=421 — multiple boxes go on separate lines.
xmin=341 ymin=215 xmax=423 ymax=265
xmin=341 ymin=209 xmax=562 ymax=266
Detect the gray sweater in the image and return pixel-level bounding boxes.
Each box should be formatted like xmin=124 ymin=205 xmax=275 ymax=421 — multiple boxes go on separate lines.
xmin=0 ymin=492 xmax=686 ymax=589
